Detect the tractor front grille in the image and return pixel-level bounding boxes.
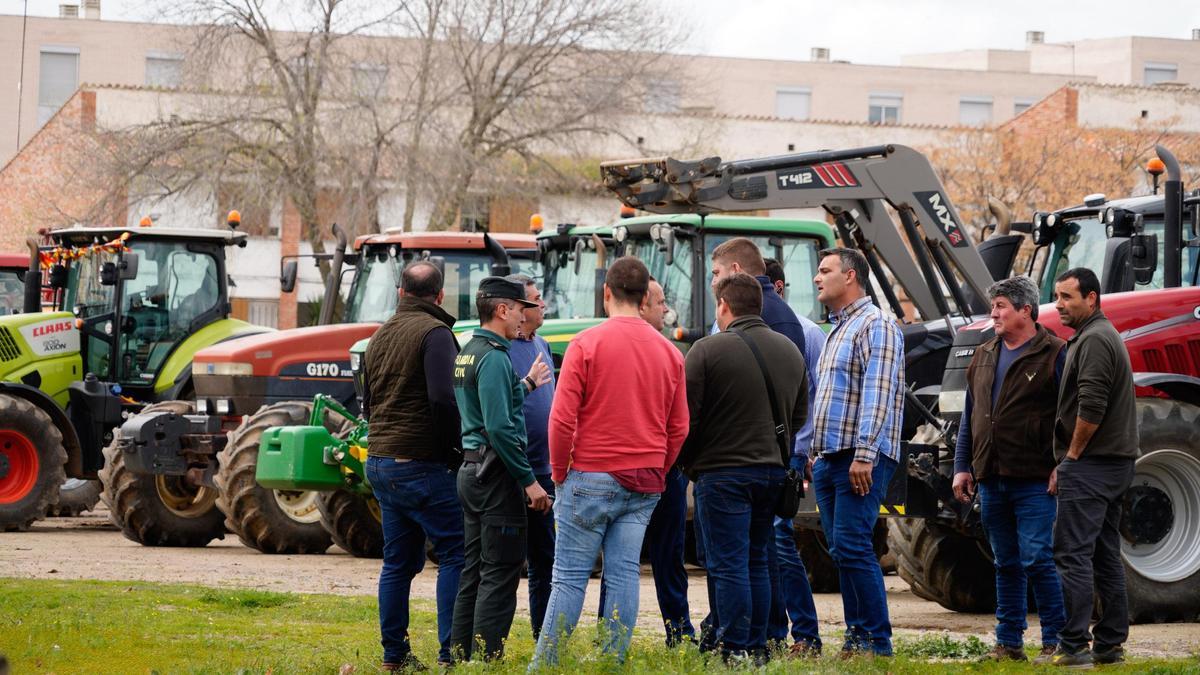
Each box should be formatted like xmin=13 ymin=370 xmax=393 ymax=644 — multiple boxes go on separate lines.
xmin=0 ymin=328 xmax=19 ymax=362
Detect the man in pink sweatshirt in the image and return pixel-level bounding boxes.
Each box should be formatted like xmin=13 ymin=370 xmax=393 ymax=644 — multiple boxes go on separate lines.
xmin=531 ymin=256 xmax=690 ymax=667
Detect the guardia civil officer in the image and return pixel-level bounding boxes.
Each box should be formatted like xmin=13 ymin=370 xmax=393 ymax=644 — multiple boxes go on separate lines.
xmin=450 ymin=277 xmax=551 ymax=662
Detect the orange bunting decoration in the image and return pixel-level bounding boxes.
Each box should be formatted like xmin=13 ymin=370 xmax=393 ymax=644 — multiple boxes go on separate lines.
xmin=38 ymin=232 xmax=133 ymax=269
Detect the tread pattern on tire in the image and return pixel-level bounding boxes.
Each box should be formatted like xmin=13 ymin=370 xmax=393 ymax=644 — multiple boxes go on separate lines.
xmin=888 ymin=517 xmax=996 ymax=614
xmin=318 ymin=490 xmax=383 ymax=559
xmin=46 ymin=479 xmax=102 ymax=517
xmin=98 ymin=400 xmax=226 ymax=547
xmin=0 ymin=395 xmax=67 ymax=531
xmin=214 ymin=401 xmax=337 ymax=555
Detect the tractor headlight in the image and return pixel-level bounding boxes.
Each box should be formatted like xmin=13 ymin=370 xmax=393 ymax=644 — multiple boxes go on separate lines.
xmin=349 ymin=351 xmax=362 ymax=374
xmin=938 ymin=390 xmax=966 ymax=415
xmin=613 ymin=226 xmax=629 ymax=243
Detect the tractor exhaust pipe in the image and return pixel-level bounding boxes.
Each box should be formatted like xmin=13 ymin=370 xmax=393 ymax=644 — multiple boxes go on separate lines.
xmin=1157 ymin=145 xmax=1182 ymax=289
xmin=986 ymin=196 xmax=1012 ymax=238
xmin=318 ymin=223 xmax=348 ymax=326
xmin=485 ymin=233 xmax=511 ymax=276
xmin=22 ymin=238 xmax=41 ymax=314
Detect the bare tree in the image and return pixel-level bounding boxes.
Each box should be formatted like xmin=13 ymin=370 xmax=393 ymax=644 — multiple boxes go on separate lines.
xmin=400 ymin=0 xmax=688 ymax=231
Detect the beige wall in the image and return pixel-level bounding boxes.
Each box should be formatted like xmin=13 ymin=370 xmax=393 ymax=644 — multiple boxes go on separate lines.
xmin=1076 ymin=83 xmax=1200 ymax=132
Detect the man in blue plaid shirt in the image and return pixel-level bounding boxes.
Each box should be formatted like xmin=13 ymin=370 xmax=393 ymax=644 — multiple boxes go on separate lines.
xmin=810 ymin=247 xmax=904 ymax=658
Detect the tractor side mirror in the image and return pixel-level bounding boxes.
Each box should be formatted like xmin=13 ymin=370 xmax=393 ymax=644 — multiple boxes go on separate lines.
xmin=48 ymin=263 xmax=68 ymax=289
xmin=100 ymin=262 xmax=118 ymax=286
xmin=1131 ymin=232 xmax=1158 ymax=285
xmin=119 ymin=252 xmax=139 ymax=280
xmin=280 ymin=260 xmax=298 ymax=293
xmin=661 ymin=228 xmax=676 ymax=267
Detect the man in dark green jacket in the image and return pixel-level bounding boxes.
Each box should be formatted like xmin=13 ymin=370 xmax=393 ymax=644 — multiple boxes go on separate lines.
xmin=1048 ymin=267 xmax=1138 ymax=668
xmin=451 ymin=276 xmax=551 ymax=662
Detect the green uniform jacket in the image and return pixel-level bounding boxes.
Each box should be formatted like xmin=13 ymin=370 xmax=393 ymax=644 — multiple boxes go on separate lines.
xmin=454 ymin=328 xmax=536 ymax=487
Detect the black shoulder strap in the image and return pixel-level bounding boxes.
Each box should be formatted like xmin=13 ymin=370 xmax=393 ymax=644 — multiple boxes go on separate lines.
xmin=732 ymin=328 xmax=791 ymax=465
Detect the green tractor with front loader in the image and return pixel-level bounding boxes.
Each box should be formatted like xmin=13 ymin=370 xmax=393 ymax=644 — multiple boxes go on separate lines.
xmin=0 ymin=221 xmax=267 ymax=531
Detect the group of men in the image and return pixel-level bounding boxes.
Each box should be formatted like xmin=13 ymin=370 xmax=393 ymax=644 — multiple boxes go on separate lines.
xmin=953 ymin=268 xmax=1137 ymax=667
xmin=362 ymin=234 xmax=1135 ymax=670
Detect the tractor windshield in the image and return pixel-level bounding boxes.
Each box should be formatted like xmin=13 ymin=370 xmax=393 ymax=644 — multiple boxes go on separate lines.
xmin=543 ymin=247 xmax=600 ymax=320
xmin=701 ymin=233 xmax=825 ymax=327
xmin=0 ymin=269 xmax=23 ymax=315
xmin=627 ymin=236 xmax=699 ymax=328
xmin=347 ymin=248 xmax=538 ymax=323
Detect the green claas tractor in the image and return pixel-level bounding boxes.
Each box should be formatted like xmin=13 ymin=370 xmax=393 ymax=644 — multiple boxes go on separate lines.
xmin=0 ymin=221 xmax=266 ymax=531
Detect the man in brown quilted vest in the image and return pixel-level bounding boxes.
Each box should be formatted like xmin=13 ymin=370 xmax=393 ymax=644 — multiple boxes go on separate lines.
xmin=951 ymin=276 xmax=1066 ymax=663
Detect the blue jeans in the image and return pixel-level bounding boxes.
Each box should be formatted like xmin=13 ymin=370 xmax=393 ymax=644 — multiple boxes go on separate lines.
xmin=526 ymin=475 xmax=556 ymax=638
xmin=979 ymin=477 xmax=1066 ymax=648
xmin=597 ymin=466 xmax=695 ymax=646
xmin=695 ymin=466 xmax=785 ymax=655
xmin=768 ymin=454 xmax=822 ymax=649
xmin=531 ymin=471 xmax=660 ymax=667
xmin=812 ymin=450 xmax=896 ymax=655
xmin=367 ymin=457 xmax=465 ymax=664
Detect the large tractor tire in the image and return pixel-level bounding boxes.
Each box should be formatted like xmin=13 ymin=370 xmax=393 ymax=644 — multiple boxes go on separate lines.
xmin=1120 ymin=399 xmax=1200 ymax=623
xmin=888 ymin=517 xmax=996 ymax=613
xmin=99 ymin=400 xmax=226 ymax=546
xmin=0 ymin=395 xmax=67 ymax=531
xmin=215 ymin=401 xmax=341 ymax=554
xmin=318 ymin=490 xmax=384 ymax=559
xmin=46 ymin=479 xmax=102 ymax=517
xmin=794 ymin=522 xmax=890 ymax=593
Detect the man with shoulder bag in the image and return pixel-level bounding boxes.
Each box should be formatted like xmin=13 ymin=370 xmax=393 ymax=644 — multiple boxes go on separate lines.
xmin=678 ymin=272 xmax=809 ymax=665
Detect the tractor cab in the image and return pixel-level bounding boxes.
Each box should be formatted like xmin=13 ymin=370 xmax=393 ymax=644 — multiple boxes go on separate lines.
xmin=0 ymin=254 xmax=28 ymax=315
xmin=46 ymin=227 xmax=243 ymax=397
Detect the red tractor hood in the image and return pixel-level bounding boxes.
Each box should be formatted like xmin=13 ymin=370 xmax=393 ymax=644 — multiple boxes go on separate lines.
xmin=193 ymin=323 xmax=382 ymax=376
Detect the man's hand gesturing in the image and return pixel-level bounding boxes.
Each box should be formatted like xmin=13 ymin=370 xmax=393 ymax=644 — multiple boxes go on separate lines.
xmin=525 ymin=352 xmax=552 ymax=390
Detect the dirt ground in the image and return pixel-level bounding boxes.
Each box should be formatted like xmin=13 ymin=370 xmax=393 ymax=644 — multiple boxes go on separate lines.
xmin=2 ymin=508 xmax=1198 ymax=659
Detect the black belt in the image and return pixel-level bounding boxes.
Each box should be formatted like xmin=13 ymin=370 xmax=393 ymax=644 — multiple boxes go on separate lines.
xmin=463 ymin=450 xmax=484 ymax=463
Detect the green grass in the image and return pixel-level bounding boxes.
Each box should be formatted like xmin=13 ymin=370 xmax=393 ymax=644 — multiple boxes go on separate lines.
xmin=1 ymin=578 xmax=1197 ymax=674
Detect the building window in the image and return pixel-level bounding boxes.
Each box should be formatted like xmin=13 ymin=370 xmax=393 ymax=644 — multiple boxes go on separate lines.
xmin=643 ymin=79 xmax=680 ymax=114
xmin=352 ymin=63 xmax=387 ymax=98
xmin=1013 ymin=97 xmax=1036 ymax=116
xmin=1144 ymin=62 xmax=1179 ymax=85
xmin=868 ymin=92 xmax=902 ymax=125
xmin=38 ymin=47 xmax=80 ymax=126
xmin=959 ymin=96 xmax=993 ymax=126
xmin=775 ymin=87 xmax=811 ymax=120
xmin=145 ymin=53 xmax=184 ymax=88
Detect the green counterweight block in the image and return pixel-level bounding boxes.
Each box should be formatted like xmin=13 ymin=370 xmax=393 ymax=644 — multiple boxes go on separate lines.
xmin=256 ymin=426 xmax=349 ymax=491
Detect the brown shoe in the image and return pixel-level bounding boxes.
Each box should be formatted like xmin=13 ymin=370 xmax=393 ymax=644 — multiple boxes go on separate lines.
xmin=788 ymin=642 xmax=821 ymax=659
xmin=977 ymin=644 xmax=1028 ymax=662
xmin=1033 ymin=645 xmax=1058 ymax=665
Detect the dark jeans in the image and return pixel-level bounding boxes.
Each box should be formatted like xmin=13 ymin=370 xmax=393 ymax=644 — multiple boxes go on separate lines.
xmin=695 ymin=465 xmax=785 ymax=655
xmin=812 ymin=449 xmax=896 ymax=656
xmin=367 ymin=457 xmax=465 ymax=664
xmin=1053 ymin=456 xmax=1135 ymax=653
xmin=979 ymin=477 xmax=1066 ymax=648
xmin=451 ymin=461 xmax=527 ymax=661
xmin=527 ymin=474 xmax=556 ymax=638
xmin=598 ymin=466 xmax=695 ymax=646
xmin=768 ymin=454 xmax=822 ymax=649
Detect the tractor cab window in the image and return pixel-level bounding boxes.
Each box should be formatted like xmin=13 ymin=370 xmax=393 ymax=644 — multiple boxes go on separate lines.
xmin=543 ymin=246 xmax=600 ymax=320
xmin=441 ymin=252 xmax=537 ymax=321
xmin=65 ymin=250 xmax=119 ymax=379
xmin=702 ymin=233 xmax=825 ymax=328
xmin=628 ymin=235 xmax=697 ymax=329
xmin=346 ymin=249 xmax=398 ymax=324
xmin=0 ymin=269 xmax=23 ymax=314
xmin=1043 ymin=218 xmax=1108 ymax=295
xmin=1139 ymin=218 xmax=1197 ymax=289
xmin=118 ymin=241 xmax=220 ymax=384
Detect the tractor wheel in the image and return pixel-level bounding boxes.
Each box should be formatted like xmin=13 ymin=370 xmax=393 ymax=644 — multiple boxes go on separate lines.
xmin=0 ymin=395 xmax=67 ymax=531
xmin=1120 ymin=399 xmax=1200 ymax=623
xmin=46 ymin=478 xmax=102 ymax=517
xmin=888 ymin=517 xmax=996 ymax=613
xmin=318 ymin=490 xmax=384 ymax=559
xmin=99 ymin=400 xmax=226 ymax=546
xmin=215 ymin=401 xmax=344 ymax=554
xmin=793 ymin=521 xmax=890 ymax=593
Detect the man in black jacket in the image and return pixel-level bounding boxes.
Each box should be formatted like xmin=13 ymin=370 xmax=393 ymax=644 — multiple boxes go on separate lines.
xmin=363 ymin=261 xmax=464 ymax=671
xmin=1047 ymin=267 xmax=1138 ymax=668
xmin=679 ymin=272 xmax=808 ymax=664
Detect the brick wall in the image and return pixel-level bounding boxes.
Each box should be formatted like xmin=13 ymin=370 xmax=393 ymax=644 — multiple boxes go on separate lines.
xmin=0 ymin=90 xmax=126 ymax=252
xmin=1002 ymin=85 xmax=1079 ymax=133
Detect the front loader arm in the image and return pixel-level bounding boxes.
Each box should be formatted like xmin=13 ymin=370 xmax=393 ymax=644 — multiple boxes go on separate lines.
xmin=602 ymin=144 xmax=998 ymax=320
